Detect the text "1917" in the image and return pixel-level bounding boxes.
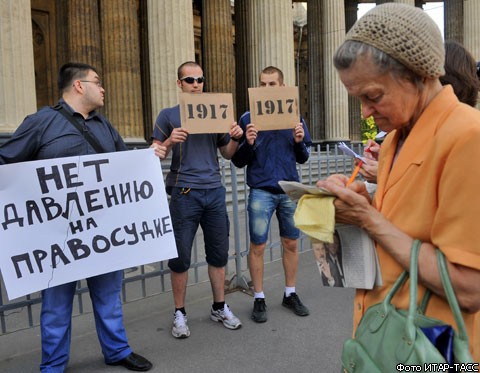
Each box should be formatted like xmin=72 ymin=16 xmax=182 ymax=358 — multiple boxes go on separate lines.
xmin=187 ymin=104 xmax=229 ymax=120
xmin=255 ymin=99 xmax=295 ymax=116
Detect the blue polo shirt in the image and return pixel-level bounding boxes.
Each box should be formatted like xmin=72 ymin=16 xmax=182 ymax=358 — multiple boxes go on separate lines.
xmin=231 ymin=111 xmax=311 ymax=193
xmin=152 ymin=105 xmax=230 ymax=189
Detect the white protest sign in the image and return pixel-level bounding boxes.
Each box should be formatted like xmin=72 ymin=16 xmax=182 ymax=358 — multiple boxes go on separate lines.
xmin=0 ymin=149 xmax=177 ymax=300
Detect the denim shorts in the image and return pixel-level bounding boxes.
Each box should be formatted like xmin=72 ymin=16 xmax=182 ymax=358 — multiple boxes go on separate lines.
xmin=247 ymin=188 xmax=299 ymax=245
xmin=168 ymin=186 xmax=229 ymax=273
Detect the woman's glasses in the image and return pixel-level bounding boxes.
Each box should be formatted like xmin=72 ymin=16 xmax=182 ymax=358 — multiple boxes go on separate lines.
xmin=180 ymin=76 xmax=205 ymax=84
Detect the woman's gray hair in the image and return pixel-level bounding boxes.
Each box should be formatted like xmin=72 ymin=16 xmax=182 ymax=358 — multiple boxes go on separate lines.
xmin=334 ymin=40 xmax=424 ymax=89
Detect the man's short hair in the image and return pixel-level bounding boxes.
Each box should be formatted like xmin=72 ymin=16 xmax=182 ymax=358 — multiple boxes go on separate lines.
xmin=177 ymin=61 xmax=202 ymax=80
xmin=58 ymin=62 xmax=98 ymax=93
xmin=261 ymin=66 xmax=284 ymax=84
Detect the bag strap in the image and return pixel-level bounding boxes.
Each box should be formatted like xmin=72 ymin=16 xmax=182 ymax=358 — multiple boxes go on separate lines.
xmin=417 ymin=289 xmax=432 ymax=314
xmin=382 ymin=240 xmax=422 ymax=308
xmin=436 ymin=249 xmax=470 ymax=344
xmin=383 ymin=269 xmax=408 ymax=306
xmin=405 ymin=239 xmax=422 ymax=341
xmin=52 ymin=104 xmax=105 ymax=153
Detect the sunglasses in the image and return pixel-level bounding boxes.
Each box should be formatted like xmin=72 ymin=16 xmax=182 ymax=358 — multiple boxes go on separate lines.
xmin=180 ymin=76 xmax=205 ymax=84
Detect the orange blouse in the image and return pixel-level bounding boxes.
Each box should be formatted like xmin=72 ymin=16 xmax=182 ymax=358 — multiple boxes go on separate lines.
xmin=354 ymin=86 xmax=480 ymax=361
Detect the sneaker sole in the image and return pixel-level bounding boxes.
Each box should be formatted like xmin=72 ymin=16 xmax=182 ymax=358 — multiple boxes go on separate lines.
xmin=210 ymin=315 xmax=242 ymax=330
xmin=251 ymin=314 xmax=267 ymax=323
xmin=282 ymin=302 xmax=310 ymax=316
xmin=172 ymin=329 xmax=190 ymax=338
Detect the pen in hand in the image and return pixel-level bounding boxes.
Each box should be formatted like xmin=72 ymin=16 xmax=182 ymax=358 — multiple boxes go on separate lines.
xmin=346 ymin=160 xmax=363 ymax=186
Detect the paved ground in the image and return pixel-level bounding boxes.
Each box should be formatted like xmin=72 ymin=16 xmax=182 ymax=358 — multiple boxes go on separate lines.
xmin=0 ymin=251 xmax=354 ymax=373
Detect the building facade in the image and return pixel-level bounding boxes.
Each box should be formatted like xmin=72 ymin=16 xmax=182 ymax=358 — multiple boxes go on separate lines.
xmin=1 ymin=0 xmax=479 ymax=145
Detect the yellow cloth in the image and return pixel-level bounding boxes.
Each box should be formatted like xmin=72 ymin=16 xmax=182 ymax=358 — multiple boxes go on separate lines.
xmin=294 ymin=194 xmax=336 ymax=243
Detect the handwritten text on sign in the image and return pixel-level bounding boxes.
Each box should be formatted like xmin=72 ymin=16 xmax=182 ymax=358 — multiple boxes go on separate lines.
xmin=179 ymin=92 xmax=234 ymax=134
xmin=0 ymin=149 xmax=178 ymax=300
xmin=248 ymin=86 xmax=300 ymax=131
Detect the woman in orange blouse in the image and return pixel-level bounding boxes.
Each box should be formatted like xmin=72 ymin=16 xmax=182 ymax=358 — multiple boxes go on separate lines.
xmin=317 ymin=3 xmax=480 ymax=361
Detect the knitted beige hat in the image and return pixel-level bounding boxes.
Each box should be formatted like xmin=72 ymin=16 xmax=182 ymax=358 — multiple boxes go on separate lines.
xmin=345 ymin=3 xmax=445 ymax=79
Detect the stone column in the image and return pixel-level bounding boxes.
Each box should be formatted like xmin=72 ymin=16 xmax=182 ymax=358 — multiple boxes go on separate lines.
xmin=464 ymin=0 xmax=479 ymax=60
xmin=202 ymin=0 xmax=235 ymax=97
xmin=444 ymin=0 xmax=463 ymax=43
xmin=0 ymin=0 xmax=37 ymax=132
xmin=147 ymin=0 xmax=195 ymax=120
xmin=307 ymin=0 xmax=324 ymax=141
xmin=323 ymin=0 xmax=349 ymax=141
xmin=100 ymin=0 xmax=144 ymax=142
xmin=234 ymin=0 xmax=250 ymax=117
xmin=345 ymin=0 xmax=361 ymax=142
xmin=345 ymin=0 xmax=358 ymax=34
xmin=247 ymin=0 xmax=295 ymax=87
xmin=67 ymin=0 xmax=102 ymax=70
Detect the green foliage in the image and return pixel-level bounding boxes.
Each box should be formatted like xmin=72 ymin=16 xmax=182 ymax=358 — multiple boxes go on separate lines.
xmin=360 ymin=114 xmax=377 ymax=144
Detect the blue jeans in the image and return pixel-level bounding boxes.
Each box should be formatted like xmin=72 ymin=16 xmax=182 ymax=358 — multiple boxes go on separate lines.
xmin=40 ymin=271 xmax=131 ymax=372
xmin=168 ymin=186 xmax=229 ymax=272
xmin=248 ymin=188 xmax=299 ymax=245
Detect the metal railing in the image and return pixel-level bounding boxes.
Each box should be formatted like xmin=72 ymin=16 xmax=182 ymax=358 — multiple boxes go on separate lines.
xmin=0 ymin=143 xmax=364 ymax=335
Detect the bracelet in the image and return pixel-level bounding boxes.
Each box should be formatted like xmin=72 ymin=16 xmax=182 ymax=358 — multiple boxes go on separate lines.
xmin=231 ymin=137 xmax=240 ymax=142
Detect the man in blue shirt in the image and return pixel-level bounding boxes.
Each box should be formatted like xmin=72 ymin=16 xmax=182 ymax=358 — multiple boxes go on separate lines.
xmin=152 ymin=61 xmax=243 ymax=339
xmin=0 ymin=62 xmax=162 ymax=372
xmin=232 ymin=66 xmax=312 ymax=323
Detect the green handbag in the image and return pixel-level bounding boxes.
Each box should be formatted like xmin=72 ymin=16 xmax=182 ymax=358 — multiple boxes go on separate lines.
xmin=341 ymin=240 xmax=473 ymax=372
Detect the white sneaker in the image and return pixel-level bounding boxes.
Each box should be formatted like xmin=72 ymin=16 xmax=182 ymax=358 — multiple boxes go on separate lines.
xmin=210 ymin=304 xmax=242 ymax=330
xmin=172 ymin=310 xmax=190 ymax=338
